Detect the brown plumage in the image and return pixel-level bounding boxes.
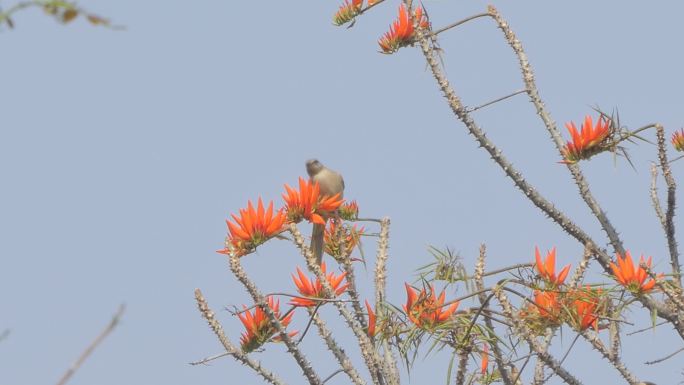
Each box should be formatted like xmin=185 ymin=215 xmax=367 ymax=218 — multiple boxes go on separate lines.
xmin=306 ymin=159 xmax=344 ymax=265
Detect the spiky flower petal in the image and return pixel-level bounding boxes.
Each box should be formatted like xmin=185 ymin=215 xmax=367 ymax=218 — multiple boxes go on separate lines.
xmin=378 ymin=4 xmax=429 ymax=54
xmin=561 ymin=115 xmax=611 ymax=164
xmin=534 ymin=246 xmax=571 ymax=286
xmin=672 ymin=129 xmax=684 ymax=152
xmin=238 ymin=296 xmax=296 ymax=352
xmin=403 ymin=283 xmax=458 ymax=329
xmin=290 ymin=262 xmax=349 ymax=307
xmin=219 ymin=198 xmax=286 ymax=256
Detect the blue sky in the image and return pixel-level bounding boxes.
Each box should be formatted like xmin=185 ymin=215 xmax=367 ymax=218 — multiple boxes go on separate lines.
xmin=1 ymin=1 xmax=682 ymax=384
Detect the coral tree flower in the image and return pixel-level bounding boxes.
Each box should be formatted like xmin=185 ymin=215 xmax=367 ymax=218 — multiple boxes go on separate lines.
xmin=238 ymin=296 xmax=296 ymax=353
xmin=290 ymin=262 xmax=349 ymax=307
xmin=672 ymin=129 xmax=684 ymax=152
xmin=283 ymin=177 xmax=344 ymax=225
xmin=365 ymin=300 xmax=377 ymax=337
xmin=339 ymin=200 xmax=359 ymax=220
xmin=610 ymin=251 xmax=661 ymax=293
xmin=535 ymin=247 xmax=570 ymax=286
xmin=333 ymin=0 xmax=363 ymax=26
xmin=403 ymin=283 xmax=458 ymax=328
xmin=220 ymin=198 xmax=286 ymax=256
xmin=532 ymin=290 xmax=561 ymax=322
xmin=324 ymin=221 xmax=365 ymax=258
xmin=378 ymin=4 xmax=429 ymax=54
xmin=561 ymin=115 xmax=611 ymax=164
xmin=569 ymin=288 xmax=600 ymax=331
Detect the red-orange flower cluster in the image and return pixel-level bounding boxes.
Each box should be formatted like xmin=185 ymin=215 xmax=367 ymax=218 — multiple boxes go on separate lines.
xmin=283 ymin=177 xmax=344 ymax=225
xmin=220 ymin=198 xmax=286 ymax=256
xmin=339 ymin=200 xmax=359 ymax=220
xmin=324 ymin=221 xmax=365 ymax=258
xmin=532 ymin=290 xmax=562 ymax=322
xmin=610 ymin=251 xmax=661 ymax=293
xmin=403 ymin=283 xmax=458 ymax=328
xmin=333 ymin=0 xmax=363 ymax=26
xmin=672 ymin=129 xmax=684 ymax=152
xmin=378 ymin=4 xmax=429 ymax=54
xmin=535 ymin=247 xmax=570 ymax=286
xmin=238 ymin=296 xmax=296 ymax=352
xmin=569 ymin=287 xmax=601 ymax=331
xmin=290 ymin=262 xmax=349 ymax=307
xmin=561 ymin=115 xmax=611 ymax=164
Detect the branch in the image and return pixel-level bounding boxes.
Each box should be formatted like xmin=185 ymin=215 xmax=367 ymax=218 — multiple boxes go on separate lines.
xmin=486 ymin=5 xmax=626 ymax=256
xmin=474 ymin=245 xmax=516 ymax=385
xmin=228 ymin=254 xmax=323 ymax=385
xmin=655 ymin=124 xmax=681 ymax=288
xmin=55 ymin=304 xmax=125 ymax=385
xmin=580 ymin=330 xmax=640 ymax=385
xmin=410 ymin=3 xmax=684 ymax=340
xmin=289 ymin=224 xmax=391 ymax=385
xmin=493 ymin=287 xmax=582 ymax=385
xmin=308 ymin=308 xmax=367 ymax=385
xmin=193 ymin=289 xmax=286 ymax=385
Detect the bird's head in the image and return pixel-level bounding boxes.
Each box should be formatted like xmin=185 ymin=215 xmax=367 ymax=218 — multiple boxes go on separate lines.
xmin=306 ymin=159 xmax=324 ymax=176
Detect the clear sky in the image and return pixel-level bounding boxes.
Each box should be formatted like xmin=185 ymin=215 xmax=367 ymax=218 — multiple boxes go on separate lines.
xmin=1 ymin=1 xmax=683 ymax=384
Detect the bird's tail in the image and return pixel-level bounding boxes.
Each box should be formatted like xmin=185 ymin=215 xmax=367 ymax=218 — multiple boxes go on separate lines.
xmin=310 ymin=223 xmax=325 ymax=265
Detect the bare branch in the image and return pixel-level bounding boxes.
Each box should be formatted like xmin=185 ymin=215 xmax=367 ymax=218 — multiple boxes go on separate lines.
xmin=55 ymin=304 xmax=125 ymax=385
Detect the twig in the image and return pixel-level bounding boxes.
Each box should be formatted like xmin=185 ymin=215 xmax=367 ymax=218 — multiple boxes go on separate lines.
xmin=322 ymin=369 xmax=345 ymax=384
xmin=429 ymin=13 xmax=490 ymax=37
xmin=55 ymin=304 xmax=125 ymax=385
xmin=193 ymin=289 xmax=286 ymax=385
xmin=467 ymin=90 xmax=526 ymax=113
xmin=189 ymin=351 xmax=230 ymax=366
xmin=645 ymin=346 xmax=684 ymax=365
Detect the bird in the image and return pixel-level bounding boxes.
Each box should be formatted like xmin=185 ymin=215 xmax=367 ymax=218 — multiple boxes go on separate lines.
xmin=306 ymin=159 xmax=345 ymax=265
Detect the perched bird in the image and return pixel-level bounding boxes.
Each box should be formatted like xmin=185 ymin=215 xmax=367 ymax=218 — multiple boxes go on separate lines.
xmin=306 ymin=159 xmax=344 ymax=265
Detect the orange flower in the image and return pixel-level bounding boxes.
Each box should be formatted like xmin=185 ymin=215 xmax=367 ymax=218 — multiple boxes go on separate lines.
xmin=219 ymin=198 xmax=286 ymax=256
xmin=403 ymin=283 xmax=458 ymax=328
xmin=532 ymin=290 xmax=562 ymax=322
xmin=561 ymin=115 xmax=611 ymax=164
xmin=365 ymin=300 xmax=377 ymax=337
xmin=238 ymin=296 xmax=296 ymax=353
xmin=283 ymin=177 xmax=344 ymax=225
xmin=535 ymin=247 xmax=571 ymax=286
xmin=290 ymin=262 xmax=349 ymax=307
xmin=481 ymin=344 xmax=489 ymax=375
xmin=610 ymin=251 xmax=661 ymax=293
xmin=569 ymin=288 xmax=601 ymax=331
xmin=333 ymin=0 xmax=363 ymax=26
xmin=378 ymin=4 xmax=429 ymax=54
xmin=672 ymin=129 xmax=684 ymax=152
xmin=339 ymin=200 xmax=359 ymax=220
xmin=324 ymin=221 xmax=365 ymax=258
